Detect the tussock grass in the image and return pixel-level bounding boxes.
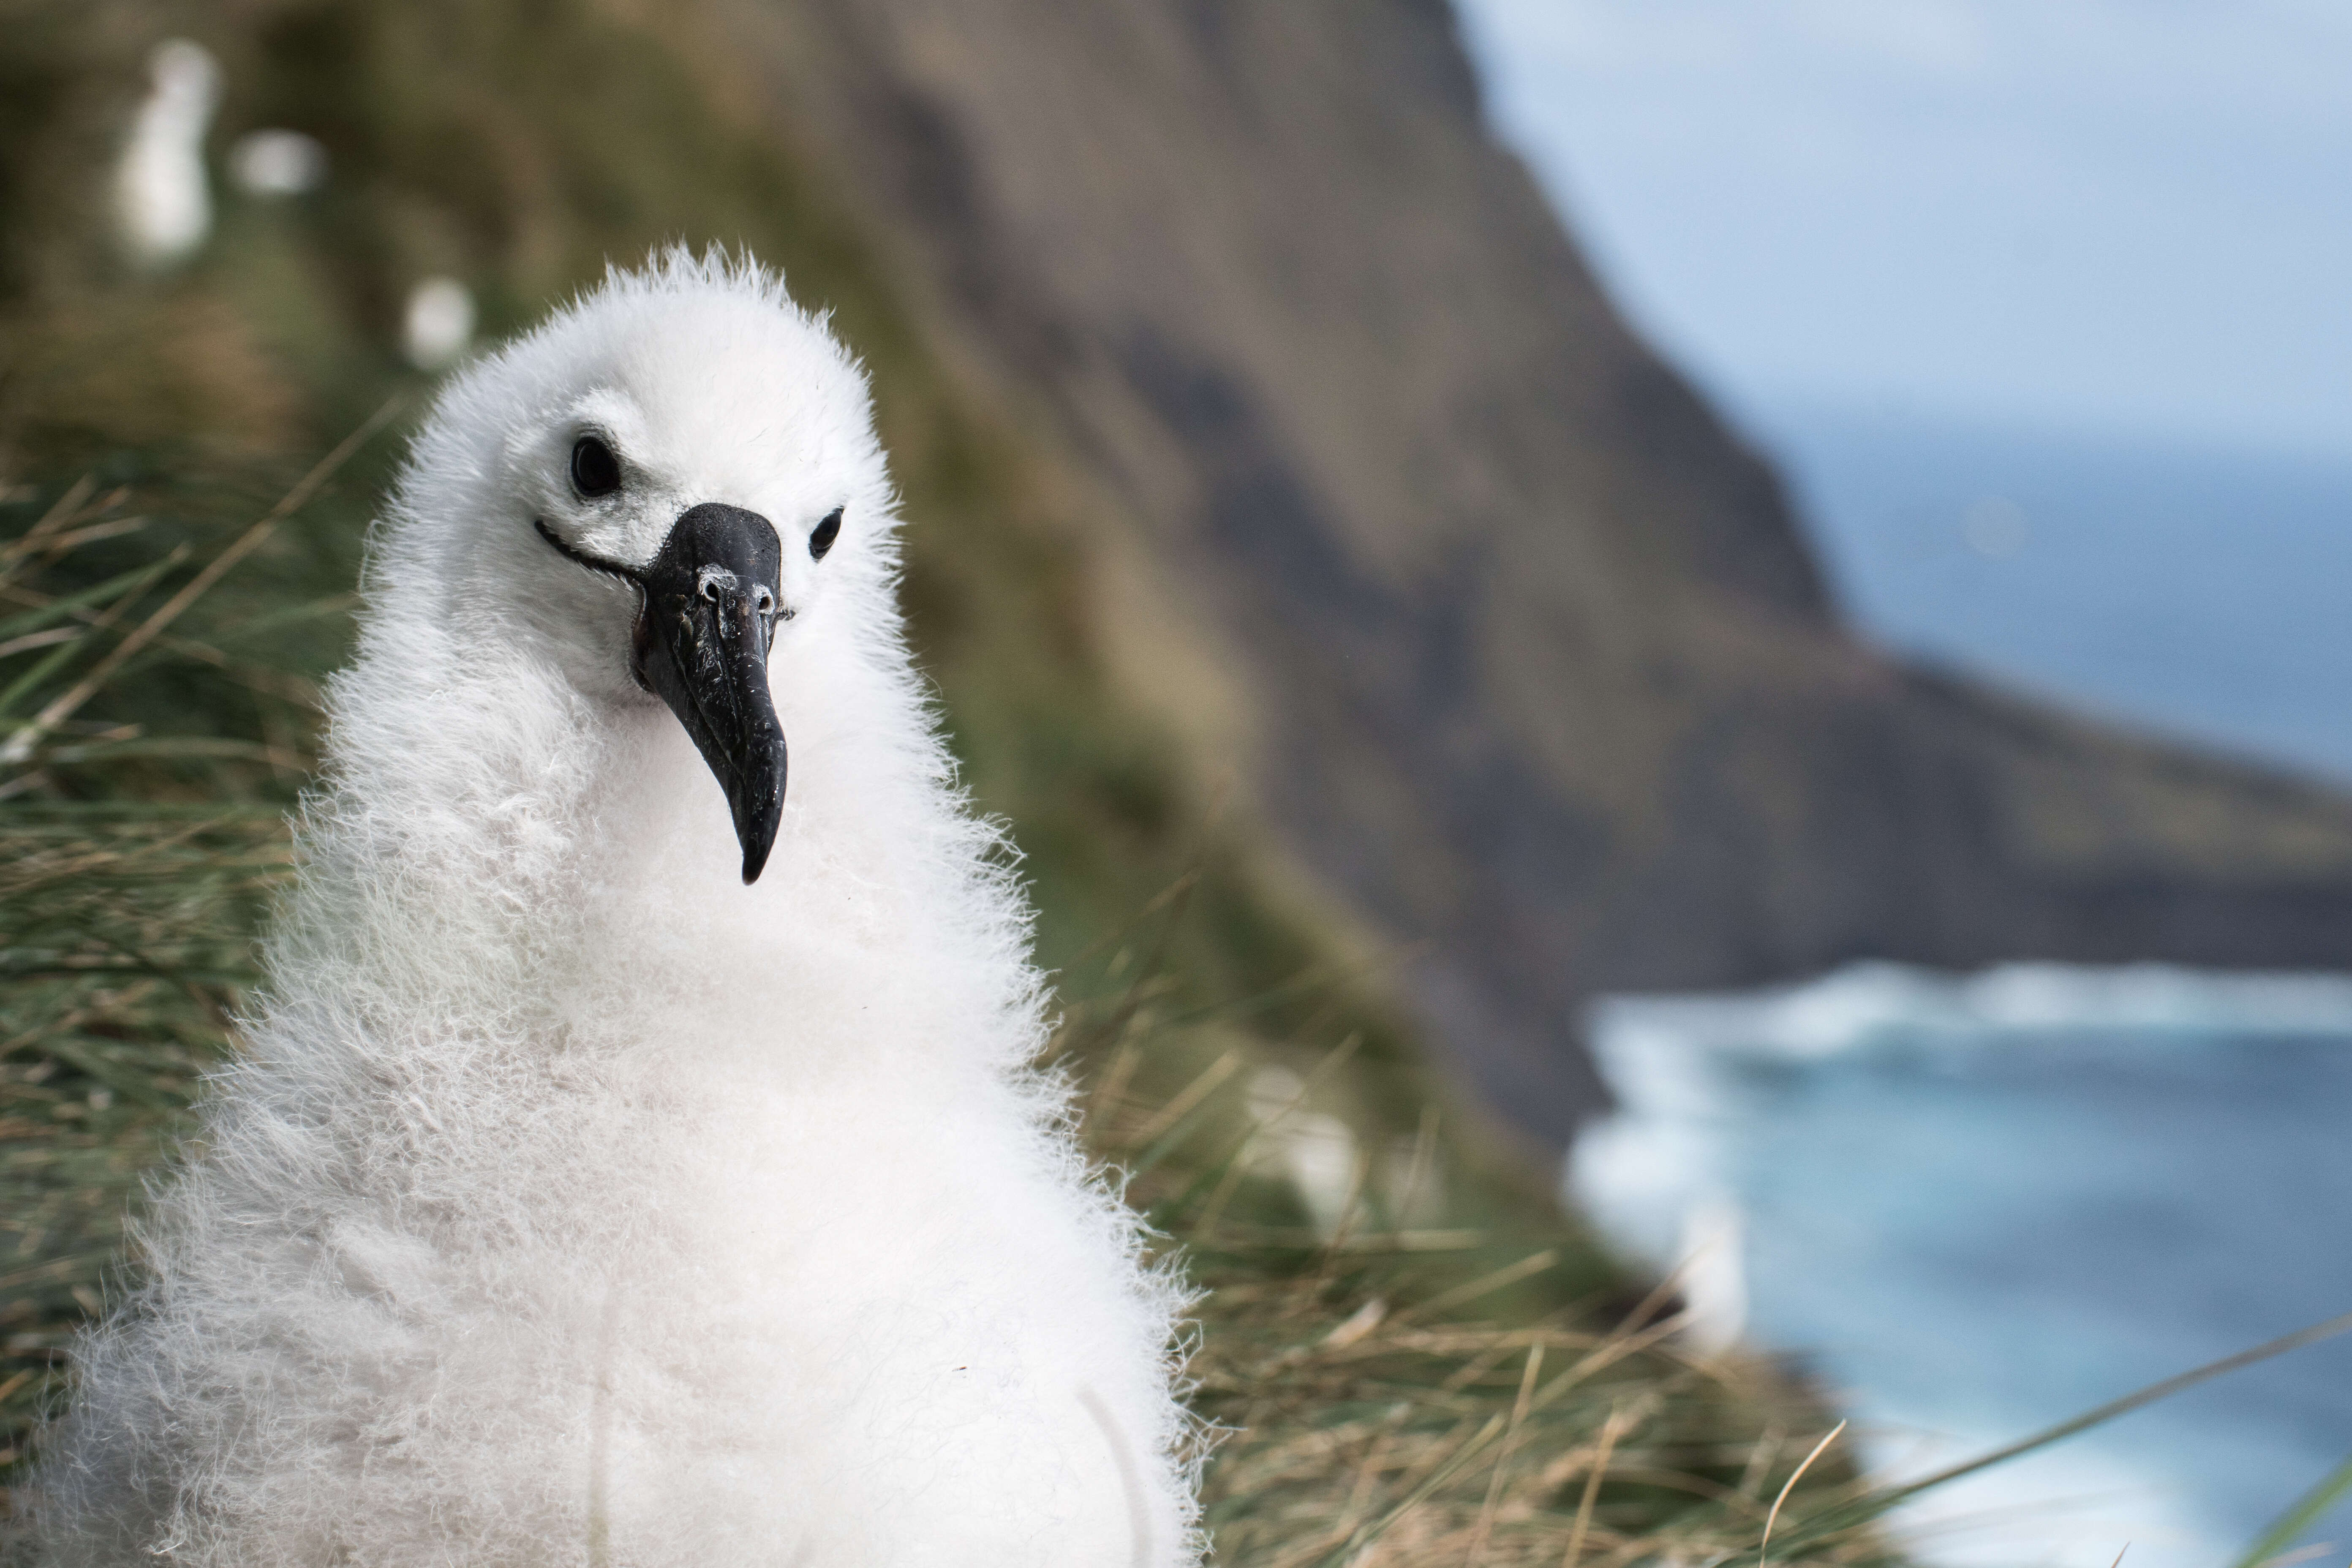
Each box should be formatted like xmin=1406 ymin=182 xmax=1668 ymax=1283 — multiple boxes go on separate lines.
xmin=0 ymin=479 xmax=308 ymax=1480
xmin=7 ymin=431 xmax=2349 ymax=1568
xmin=1056 ymin=909 xmax=1877 ymax=1567
xmin=0 ymin=447 xmax=1871 ymax=1561
xmin=13 ymin=9 xmax=2338 ymax=1559
xmin=1054 ymin=864 xmax=2352 ymax=1565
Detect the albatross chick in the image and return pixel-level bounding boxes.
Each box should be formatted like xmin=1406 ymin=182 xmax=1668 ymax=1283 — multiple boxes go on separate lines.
xmin=33 ymin=250 xmax=1201 ymax=1568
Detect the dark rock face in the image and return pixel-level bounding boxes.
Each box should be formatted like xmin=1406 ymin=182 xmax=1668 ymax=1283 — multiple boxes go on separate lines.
xmin=718 ymin=0 xmax=2352 ymax=1144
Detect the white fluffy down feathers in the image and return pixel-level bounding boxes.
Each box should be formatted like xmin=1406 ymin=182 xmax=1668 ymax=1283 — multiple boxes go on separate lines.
xmin=31 ymin=250 xmax=1202 ymax=1566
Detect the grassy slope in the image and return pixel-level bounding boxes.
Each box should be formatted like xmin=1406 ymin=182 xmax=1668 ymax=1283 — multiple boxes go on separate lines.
xmin=0 ymin=2 xmax=1872 ymax=1560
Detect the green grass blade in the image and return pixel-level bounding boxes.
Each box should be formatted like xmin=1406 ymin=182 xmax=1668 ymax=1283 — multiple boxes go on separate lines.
xmin=2232 ymin=1452 xmax=2352 ymax=1568
xmin=0 ymin=634 xmax=98 ymax=724
xmin=1883 ymin=1308 xmax=2352 ymax=1505
xmin=0 ymin=555 xmax=186 ymax=720
xmin=1742 ymin=1309 xmax=2352 ymax=1565
xmin=0 ymin=555 xmax=181 ymax=642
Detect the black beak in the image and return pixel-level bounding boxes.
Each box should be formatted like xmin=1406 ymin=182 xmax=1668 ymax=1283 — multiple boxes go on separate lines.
xmin=543 ymin=504 xmax=787 ymax=883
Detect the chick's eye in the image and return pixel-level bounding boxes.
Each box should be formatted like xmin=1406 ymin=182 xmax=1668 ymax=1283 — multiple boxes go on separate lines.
xmin=809 ymin=507 xmax=843 ymax=561
xmin=569 ymin=435 xmax=621 ymax=498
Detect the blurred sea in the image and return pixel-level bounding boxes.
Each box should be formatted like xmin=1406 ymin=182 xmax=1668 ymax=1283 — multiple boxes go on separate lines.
xmin=1759 ymin=406 xmax=2352 ymax=784
xmin=1571 ymin=414 xmax=2352 ymax=1566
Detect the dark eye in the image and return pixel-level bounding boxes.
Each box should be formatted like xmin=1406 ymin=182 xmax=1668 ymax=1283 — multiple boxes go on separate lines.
xmin=570 ymin=435 xmax=621 ymax=498
xmin=809 ymin=507 xmax=843 ymax=560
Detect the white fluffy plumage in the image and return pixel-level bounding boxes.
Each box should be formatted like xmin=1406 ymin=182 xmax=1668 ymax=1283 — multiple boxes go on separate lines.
xmin=32 ymin=250 xmax=1202 ymax=1567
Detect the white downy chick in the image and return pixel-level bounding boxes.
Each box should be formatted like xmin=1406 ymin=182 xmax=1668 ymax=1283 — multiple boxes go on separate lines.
xmin=115 ymin=40 xmax=218 ymax=266
xmin=33 ymin=249 xmax=1201 ymax=1568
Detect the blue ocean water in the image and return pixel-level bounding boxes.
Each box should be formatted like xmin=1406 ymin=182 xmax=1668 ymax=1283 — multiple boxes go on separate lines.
xmin=1754 ymin=405 xmax=2352 ymax=784
xmin=1569 ymin=416 xmax=2352 ymax=1564
xmin=1573 ymin=966 xmax=2352 ymax=1567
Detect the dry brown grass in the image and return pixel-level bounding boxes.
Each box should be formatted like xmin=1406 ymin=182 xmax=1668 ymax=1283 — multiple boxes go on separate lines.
xmin=1059 ymin=988 xmax=1884 ymax=1568
xmin=0 ymin=461 xmax=1883 ymax=1562
xmin=18 ymin=439 xmax=2344 ymax=1566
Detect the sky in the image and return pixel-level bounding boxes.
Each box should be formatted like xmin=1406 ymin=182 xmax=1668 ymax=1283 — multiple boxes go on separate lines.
xmin=1453 ymin=0 xmax=2352 ymax=458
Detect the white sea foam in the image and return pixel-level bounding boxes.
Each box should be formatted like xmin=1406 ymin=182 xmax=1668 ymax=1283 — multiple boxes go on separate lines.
xmin=1592 ymin=961 xmax=2352 ymax=1067
xmin=1568 ymin=960 xmax=2352 ymax=1568
xmin=1875 ymin=1443 xmax=2221 ymax=1568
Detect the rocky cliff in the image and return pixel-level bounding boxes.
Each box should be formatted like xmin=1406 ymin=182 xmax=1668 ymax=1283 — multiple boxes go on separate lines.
xmin=16 ymin=0 xmax=2352 ymax=1151
xmin=702 ymin=0 xmax=2352 ymax=1141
